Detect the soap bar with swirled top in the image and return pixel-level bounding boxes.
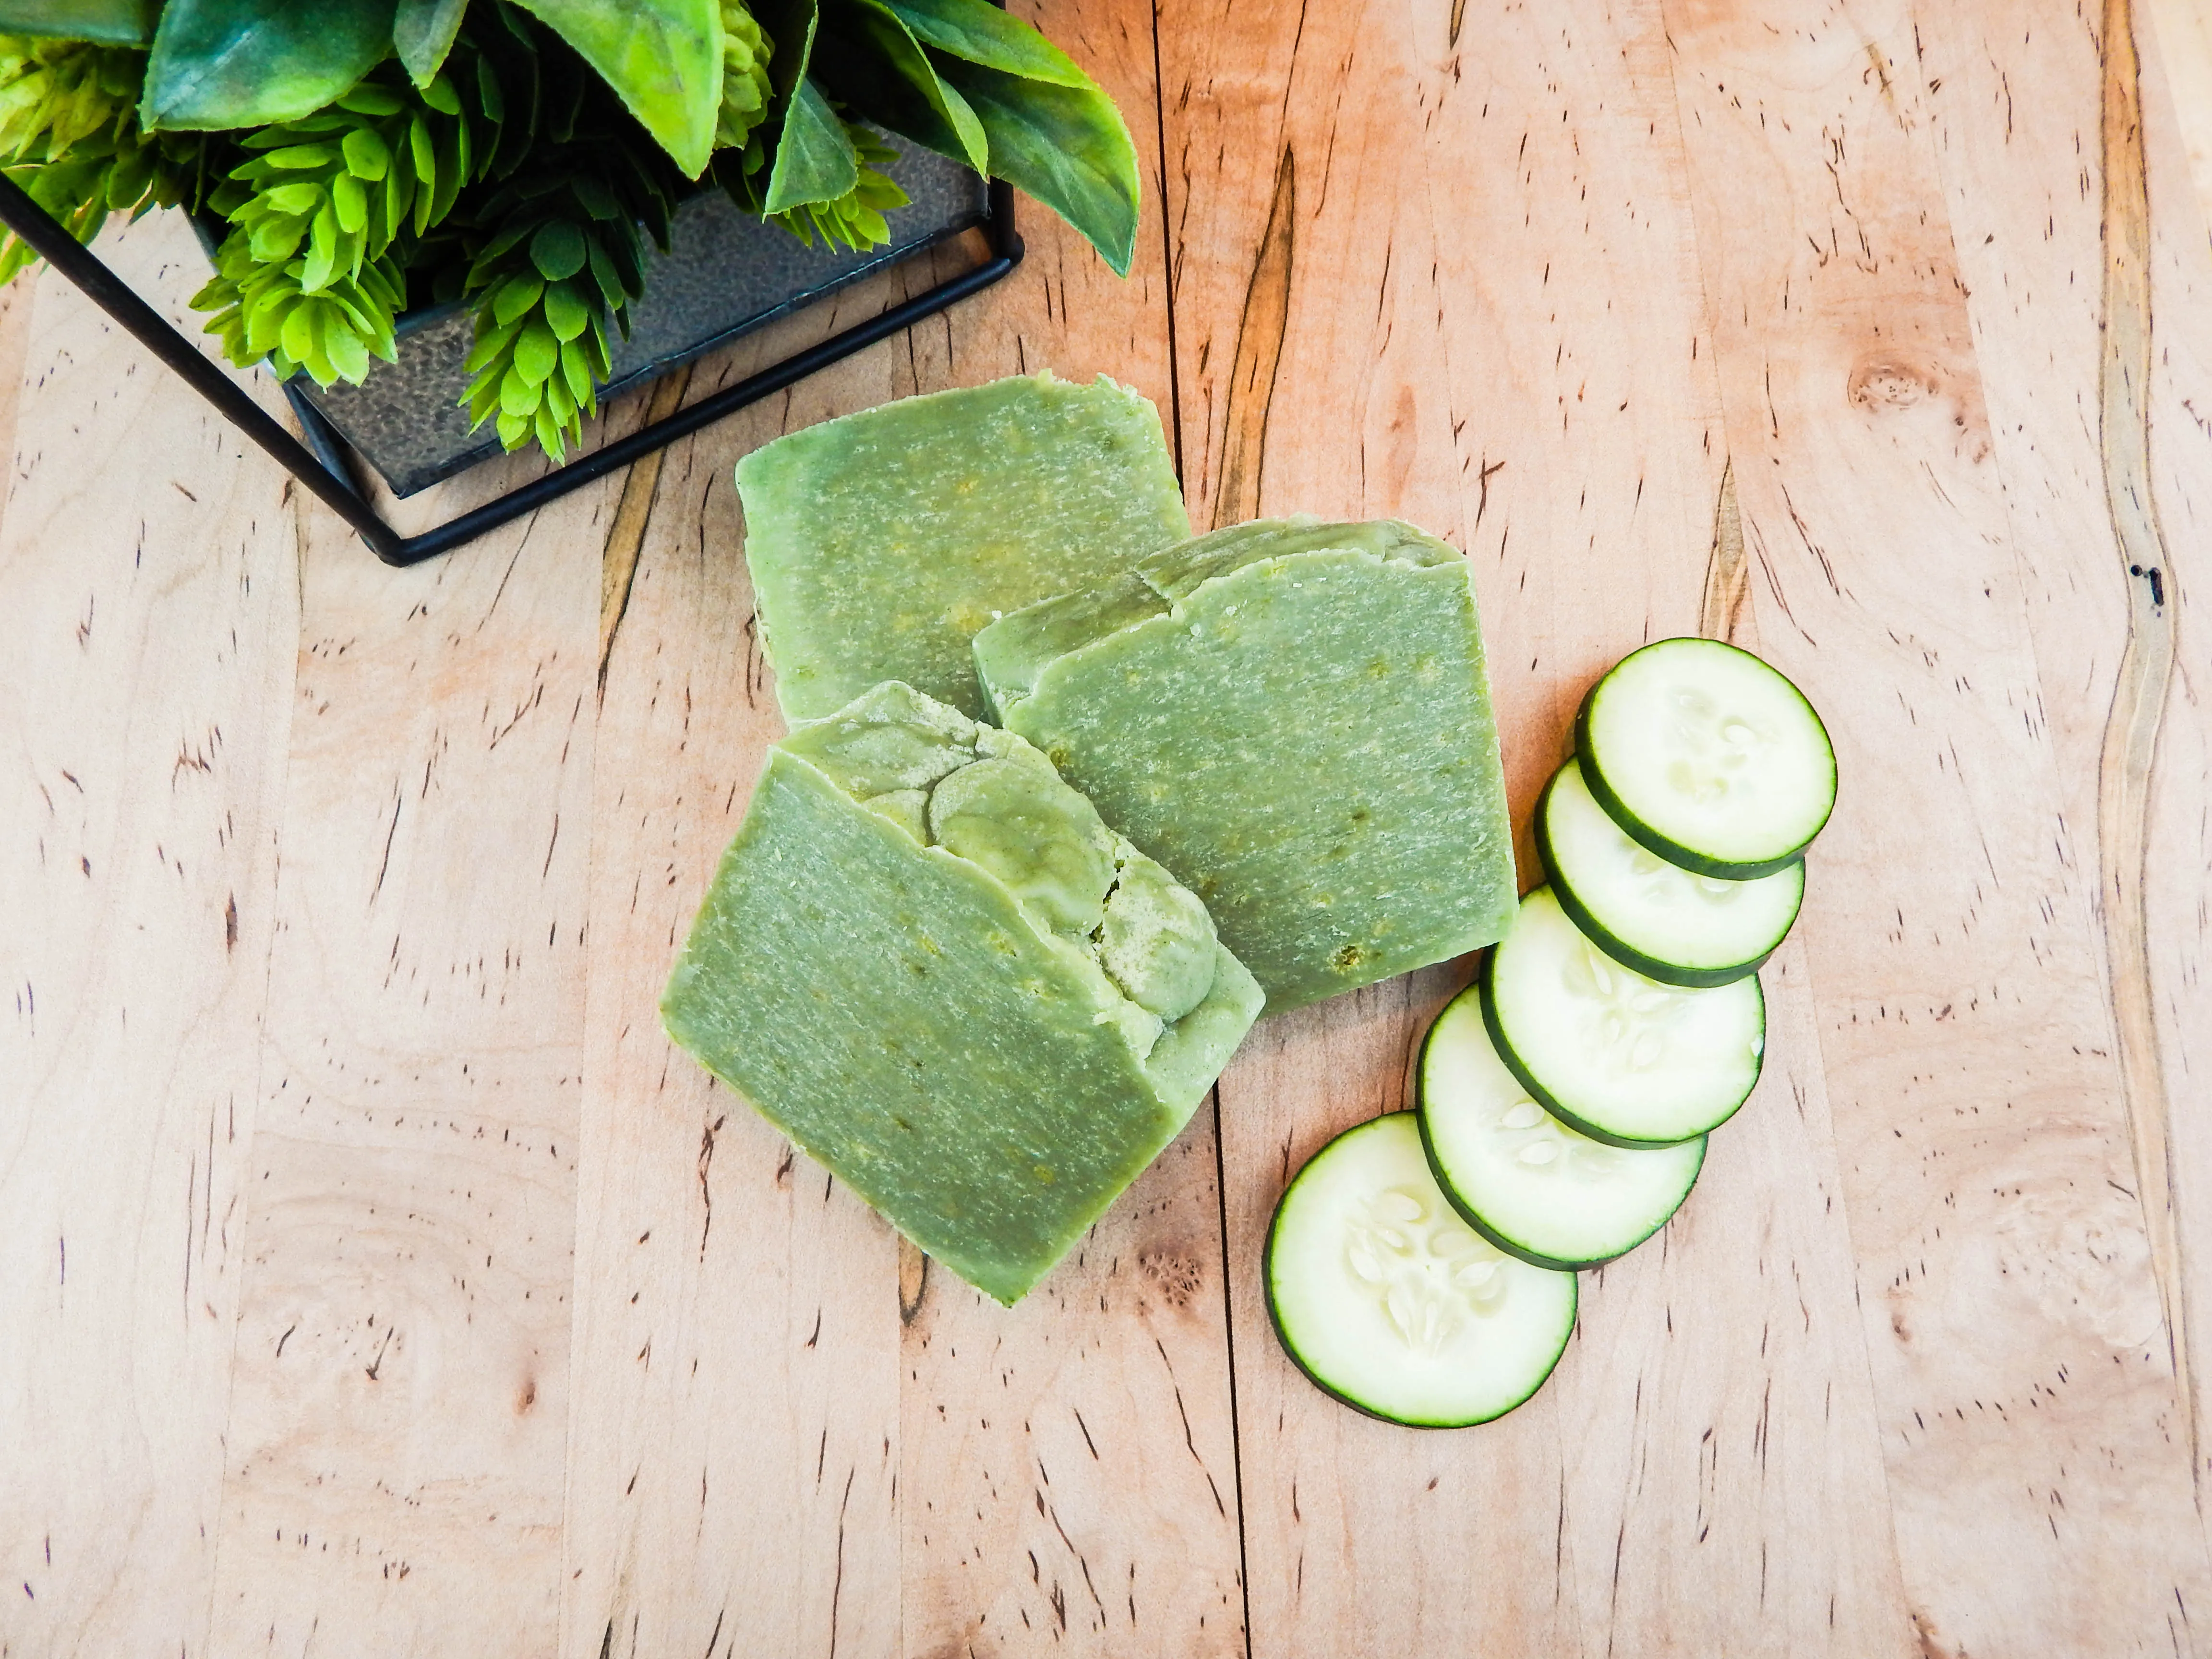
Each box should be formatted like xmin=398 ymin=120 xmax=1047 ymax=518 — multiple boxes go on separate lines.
xmin=661 ymin=682 xmax=1263 ymax=1305
xmin=973 ymin=517 xmax=1517 ymax=1011
xmin=735 ymin=373 xmax=1190 ymax=722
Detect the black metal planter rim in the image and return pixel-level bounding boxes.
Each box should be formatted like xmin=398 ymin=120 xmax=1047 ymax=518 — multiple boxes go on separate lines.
xmin=0 ymin=170 xmax=1023 ymax=565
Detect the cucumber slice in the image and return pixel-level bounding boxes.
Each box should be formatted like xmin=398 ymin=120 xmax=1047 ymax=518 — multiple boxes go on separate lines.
xmin=1537 ymin=758 xmax=1803 ymax=987
xmin=1265 ymin=1114 xmax=1576 ymax=1427
xmin=1481 ymin=887 xmax=1764 ymax=1147
xmin=1574 ymin=637 xmax=1836 ymax=878
xmin=1418 ymin=986 xmax=1705 ymax=1269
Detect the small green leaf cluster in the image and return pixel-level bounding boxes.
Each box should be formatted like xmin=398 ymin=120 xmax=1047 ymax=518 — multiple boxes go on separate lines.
xmin=717 ymin=1 xmax=775 ymax=159
xmin=0 ymin=34 xmax=202 ymax=282
xmin=187 ymin=70 xmax=481 ymax=387
xmin=219 ymin=77 xmax=471 ymax=288
xmin=769 ymin=121 xmax=907 ymax=253
xmin=0 ymin=35 xmax=136 ymax=155
xmin=195 ymin=242 xmax=403 ymax=386
xmin=460 ymin=133 xmax=680 ymax=458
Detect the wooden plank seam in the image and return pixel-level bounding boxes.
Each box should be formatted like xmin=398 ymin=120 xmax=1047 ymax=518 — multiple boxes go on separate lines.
xmin=2096 ymin=0 xmax=2194 ymax=1494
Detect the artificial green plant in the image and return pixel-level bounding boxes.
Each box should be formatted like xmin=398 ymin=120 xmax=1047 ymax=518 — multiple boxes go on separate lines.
xmin=0 ymin=0 xmax=1139 ymax=461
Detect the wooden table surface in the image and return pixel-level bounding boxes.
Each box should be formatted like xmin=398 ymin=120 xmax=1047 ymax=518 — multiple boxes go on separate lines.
xmin=8 ymin=1 xmax=2212 ymax=1654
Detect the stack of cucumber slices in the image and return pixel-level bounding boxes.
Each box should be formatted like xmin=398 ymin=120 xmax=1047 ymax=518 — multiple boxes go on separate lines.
xmin=1266 ymin=638 xmax=1836 ymax=1428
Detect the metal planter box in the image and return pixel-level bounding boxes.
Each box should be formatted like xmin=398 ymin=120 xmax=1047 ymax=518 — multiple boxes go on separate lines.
xmin=296 ymin=141 xmax=992 ymax=499
xmin=0 ymin=140 xmax=1021 ymax=564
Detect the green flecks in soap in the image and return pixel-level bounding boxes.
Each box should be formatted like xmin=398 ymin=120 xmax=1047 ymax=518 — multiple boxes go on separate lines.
xmin=661 ymin=682 xmax=1263 ymax=1305
xmin=735 ymin=373 xmax=1191 ymax=722
xmin=974 ymin=518 xmax=1517 ymax=1012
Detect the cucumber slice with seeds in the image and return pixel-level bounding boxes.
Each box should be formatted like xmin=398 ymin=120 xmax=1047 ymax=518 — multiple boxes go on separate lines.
xmin=1538 ymin=757 xmax=1803 ymax=987
xmin=1574 ymin=637 xmax=1836 ymax=879
xmin=1418 ymin=986 xmax=1705 ymax=1269
xmin=1265 ymin=1113 xmax=1576 ymax=1427
xmin=1480 ymin=887 xmax=1764 ymax=1148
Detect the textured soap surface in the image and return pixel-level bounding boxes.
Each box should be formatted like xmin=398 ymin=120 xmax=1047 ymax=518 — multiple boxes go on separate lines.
xmin=736 ymin=373 xmax=1190 ymax=721
xmin=661 ymin=682 xmax=1263 ymax=1305
xmin=974 ymin=517 xmax=1516 ymax=1010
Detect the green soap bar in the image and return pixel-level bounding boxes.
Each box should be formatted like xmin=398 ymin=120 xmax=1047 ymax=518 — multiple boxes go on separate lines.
xmin=661 ymin=682 xmax=1263 ymax=1305
xmin=735 ymin=373 xmax=1191 ymax=722
xmin=974 ymin=517 xmax=1516 ymax=1011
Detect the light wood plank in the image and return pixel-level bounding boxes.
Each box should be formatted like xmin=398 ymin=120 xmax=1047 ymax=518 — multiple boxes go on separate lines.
xmin=1163 ymin=1 xmax=1581 ymax=1648
xmin=0 ymin=277 xmax=36 ymax=541
xmin=1411 ymin=6 xmax=1908 ymax=1652
xmin=557 ymin=315 xmax=901 ymax=1659
xmin=1161 ymin=0 xmax=1913 ymax=1648
xmin=893 ymin=5 xmax=1247 ymax=1653
xmin=1911 ymin=1 xmax=2126 ymax=950
xmin=0 ymin=214 xmax=301 ymax=1659
xmin=2137 ymin=0 xmax=2212 ymax=1510
xmin=19 ymin=1 xmax=2212 ymax=1644
xmin=559 ymin=3 xmax=1245 ymax=1650
xmin=1917 ymin=0 xmax=2212 ymax=1525
xmin=202 ymin=409 xmax=612 ymax=1654
xmin=1664 ymin=1 xmax=2212 ymax=1649
xmin=1408 ymin=15 xmax=1914 ymax=1647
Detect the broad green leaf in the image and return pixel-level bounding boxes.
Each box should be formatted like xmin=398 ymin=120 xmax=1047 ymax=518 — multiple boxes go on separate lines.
xmin=934 ymin=56 xmax=1137 ymax=275
xmin=394 ymin=0 xmax=469 ymax=85
xmin=815 ymin=0 xmax=985 ymax=175
xmin=0 ymin=0 xmax=156 ymax=45
xmin=762 ymin=74 xmax=854 ymax=214
xmin=880 ymin=0 xmax=1084 ymax=86
xmin=507 ymin=0 xmax=720 ymax=176
xmin=144 ymin=0 xmax=397 ymax=131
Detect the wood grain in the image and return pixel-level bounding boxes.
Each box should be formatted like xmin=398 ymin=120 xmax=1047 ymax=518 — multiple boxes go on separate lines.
xmin=2093 ymin=0 xmax=2192 ymax=1487
xmin=8 ymin=2 xmax=2212 ymax=1652
xmin=1415 ymin=1 xmax=1910 ymax=1650
xmin=1160 ymin=0 xmax=1911 ymax=1649
xmin=1665 ymin=0 xmax=2212 ymax=1648
xmin=0 ymin=214 xmax=301 ymax=1659
xmin=2144 ymin=0 xmax=2212 ymax=236
xmin=1920 ymin=0 xmax=2212 ymax=1522
xmin=558 ymin=323 xmax=901 ymax=1659
xmin=2137 ymin=0 xmax=2212 ymax=1516
xmin=201 ymin=407 xmax=610 ymax=1656
xmin=1162 ymin=0 xmax=1573 ymax=1648
xmin=559 ymin=2 xmax=1245 ymax=1652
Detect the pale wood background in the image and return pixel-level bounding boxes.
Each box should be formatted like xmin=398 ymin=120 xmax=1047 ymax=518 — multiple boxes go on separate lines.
xmin=4 ymin=0 xmax=2212 ymax=1653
